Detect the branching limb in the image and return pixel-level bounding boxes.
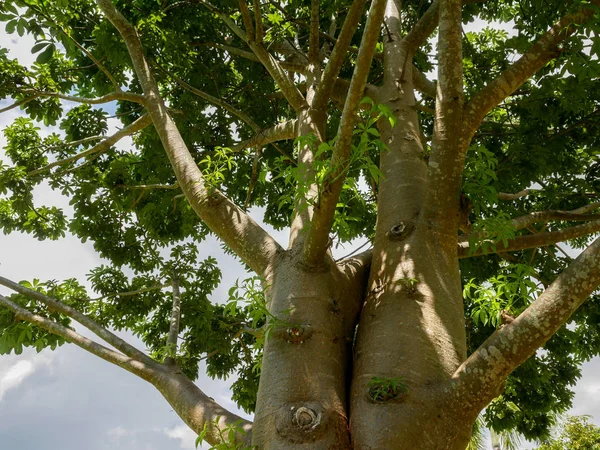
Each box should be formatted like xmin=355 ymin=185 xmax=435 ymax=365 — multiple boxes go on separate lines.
xmin=88 ymin=282 xmax=171 ymax=301
xmin=312 ymin=0 xmax=369 ymax=111
xmin=412 ymin=67 xmax=436 ymax=98
xmin=195 ymin=41 xmax=308 ymax=73
xmin=164 ymin=275 xmax=182 ymax=366
xmin=458 ymin=219 xmax=600 ymax=258
xmin=200 ymin=0 xmax=306 ymax=111
xmin=230 ymin=119 xmax=298 ymax=152
xmin=510 ymin=203 xmax=600 ymax=231
xmin=497 ymin=189 xmax=539 ymax=201
xmin=253 ymin=0 xmax=263 ymax=43
xmin=451 ymin=235 xmax=600 ymax=412
xmin=0 ymin=276 xmax=156 ymax=367
xmin=301 ymin=0 xmax=387 ymax=267
xmin=28 ymin=114 xmax=153 ymax=176
xmin=463 ymin=1 xmax=600 ymax=138
xmin=0 ymin=294 xmax=161 ymax=381
xmin=308 ymin=0 xmax=320 ymax=65
xmin=22 ymin=89 xmax=145 ymax=105
xmin=0 ymin=281 xmax=252 ymax=447
xmin=238 ymin=0 xmax=254 ymax=38
xmin=0 ymin=95 xmax=40 ymax=114
xmin=155 ymin=63 xmax=261 ymax=131
xmin=402 ymin=0 xmax=489 ymax=51
xmin=424 ymin=0 xmax=465 ymax=230
xmin=96 ymin=0 xmax=282 ymax=277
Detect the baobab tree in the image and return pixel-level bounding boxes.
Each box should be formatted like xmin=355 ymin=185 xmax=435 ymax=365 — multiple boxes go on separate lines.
xmin=1 ymin=0 xmax=600 ymax=448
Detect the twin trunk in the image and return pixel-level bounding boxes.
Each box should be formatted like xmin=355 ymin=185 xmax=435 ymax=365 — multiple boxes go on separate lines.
xmin=251 ymin=80 xmax=475 ymax=449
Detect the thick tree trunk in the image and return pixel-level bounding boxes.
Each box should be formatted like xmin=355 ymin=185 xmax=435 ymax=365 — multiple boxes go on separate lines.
xmin=251 ymin=253 xmax=369 ymax=449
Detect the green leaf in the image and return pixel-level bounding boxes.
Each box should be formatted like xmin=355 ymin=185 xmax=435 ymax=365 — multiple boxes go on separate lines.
xmin=35 ymin=44 xmax=54 ymax=64
xmin=31 ymin=42 xmax=50 ymax=54
xmin=5 ymin=19 xmax=17 ymax=34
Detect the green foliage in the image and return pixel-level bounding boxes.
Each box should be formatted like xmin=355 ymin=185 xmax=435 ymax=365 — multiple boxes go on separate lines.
xmin=464 ymin=264 xmax=539 ymax=328
xmin=367 ymin=376 xmax=409 ymax=402
xmin=195 ymin=418 xmax=255 ymax=450
xmin=0 ymin=0 xmax=599 ymax=442
xmin=535 ymin=416 xmax=600 ymax=449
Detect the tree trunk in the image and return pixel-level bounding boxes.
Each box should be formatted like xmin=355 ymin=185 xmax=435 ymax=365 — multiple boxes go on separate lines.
xmin=251 ymin=253 xmax=368 ymax=449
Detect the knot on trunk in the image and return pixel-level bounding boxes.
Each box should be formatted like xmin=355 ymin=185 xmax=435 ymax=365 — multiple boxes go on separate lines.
xmin=293 ymin=406 xmax=321 ymax=430
xmin=387 ymin=219 xmax=416 ymax=241
xmin=275 ymin=402 xmax=327 ymax=443
xmin=273 ymin=324 xmax=313 ymax=344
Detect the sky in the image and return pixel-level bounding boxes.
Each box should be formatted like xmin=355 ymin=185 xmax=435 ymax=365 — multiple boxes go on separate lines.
xmin=0 ymin=10 xmax=599 ymax=450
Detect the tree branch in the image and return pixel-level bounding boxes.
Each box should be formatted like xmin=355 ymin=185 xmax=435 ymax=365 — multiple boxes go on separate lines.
xmin=458 ymin=219 xmax=600 ymax=258
xmin=253 ymin=0 xmax=263 ymax=43
xmin=230 ymin=118 xmax=298 ymax=152
xmin=510 ymin=203 xmax=600 ymax=231
xmin=0 ymin=286 xmax=252 ymax=447
xmin=497 ymin=189 xmax=539 ymax=201
xmin=424 ymin=0 xmax=465 ymax=230
xmin=312 ymin=0 xmax=369 ymax=111
xmin=301 ymin=0 xmax=387 ymax=267
xmin=412 ymin=67 xmax=437 ymax=98
xmin=308 ymin=0 xmax=320 ymax=65
xmin=451 ymin=235 xmax=600 ymax=412
xmin=164 ymin=275 xmax=182 ymax=366
xmin=0 ymin=95 xmax=40 ymax=114
xmin=463 ymin=1 xmax=600 ymax=138
xmin=0 ymin=294 xmax=160 ymax=381
xmin=96 ymin=0 xmax=283 ymax=277
xmin=28 ymin=114 xmax=153 ymax=176
xmin=22 ymin=89 xmax=145 ymax=105
xmin=238 ymin=0 xmax=255 ymax=39
xmin=155 ymin=62 xmax=261 ymax=131
xmin=402 ymin=0 xmax=489 ymax=51
xmin=200 ymin=0 xmax=306 ymax=111
xmin=88 ymin=282 xmax=171 ymax=301
xmin=0 ymin=276 xmax=156 ymax=367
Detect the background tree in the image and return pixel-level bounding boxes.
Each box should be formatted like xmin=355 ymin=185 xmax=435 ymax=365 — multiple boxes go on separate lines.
xmin=536 ymin=415 xmax=600 ymax=449
xmin=1 ymin=0 xmax=600 ymax=448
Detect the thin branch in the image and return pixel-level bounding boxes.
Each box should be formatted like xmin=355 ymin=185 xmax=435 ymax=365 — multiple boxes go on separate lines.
xmin=0 ymin=294 xmax=160 ymax=381
xmin=463 ymin=1 xmax=600 ymax=138
xmin=308 ymin=0 xmax=320 ymax=65
xmin=301 ymin=0 xmax=387 ymax=267
xmin=116 ymin=183 xmax=179 ymax=190
xmin=0 ymin=95 xmax=40 ymax=114
xmin=312 ymin=0 xmax=369 ymax=111
xmin=96 ymin=0 xmax=283 ymax=277
xmin=28 ymin=114 xmax=153 ymax=176
xmin=510 ymin=203 xmax=600 ymax=231
xmin=253 ymin=0 xmax=263 ymax=43
xmin=458 ymin=219 xmax=600 ymax=258
xmin=88 ymin=282 xmax=170 ymax=301
xmin=200 ymin=0 xmax=306 ymax=111
xmin=29 ymin=5 xmax=121 ymax=90
xmin=451 ymin=235 xmax=600 ymax=412
xmin=402 ymin=0 xmax=489 ymax=51
xmin=63 ymin=29 xmax=121 ymax=90
xmin=0 ymin=276 xmax=156 ymax=366
xmin=156 ymin=62 xmax=261 ymax=130
xmin=412 ymin=67 xmax=436 ymax=98
xmin=238 ymin=0 xmax=255 ymax=39
xmin=164 ymin=276 xmax=182 ymax=366
xmin=230 ymin=119 xmax=298 ymax=152
xmin=497 ymin=189 xmax=539 ymax=201
xmin=22 ymin=89 xmax=145 ymax=105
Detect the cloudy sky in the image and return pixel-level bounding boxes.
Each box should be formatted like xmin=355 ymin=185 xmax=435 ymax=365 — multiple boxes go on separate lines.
xmin=0 ymin=11 xmax=599 ymax=450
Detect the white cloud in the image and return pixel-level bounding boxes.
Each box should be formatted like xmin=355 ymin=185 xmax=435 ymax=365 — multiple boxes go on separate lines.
xmin=164 ymin=424 xmax=198 ymax=449
xmin=0 ymin=360 xmax=33 ymax=401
